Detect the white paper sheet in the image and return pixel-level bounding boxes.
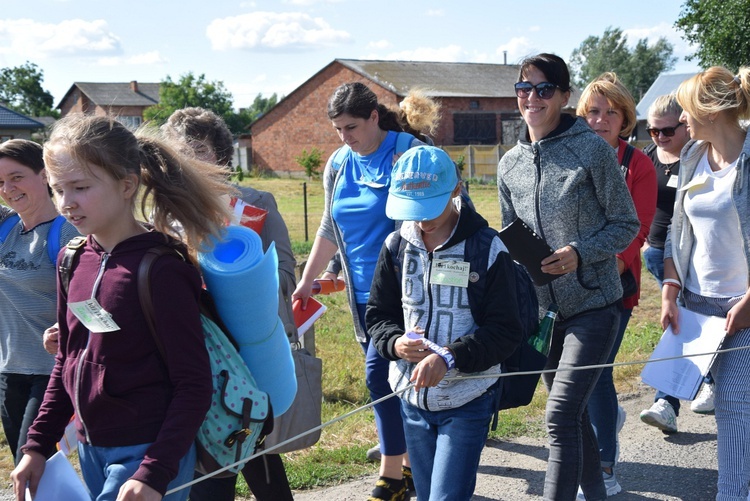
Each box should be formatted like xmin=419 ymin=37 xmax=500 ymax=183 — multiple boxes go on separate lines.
xmin=27 ymin=450 xmax=90 ymax=501
xmin=640 ymin=307 xmax=726 ymax=401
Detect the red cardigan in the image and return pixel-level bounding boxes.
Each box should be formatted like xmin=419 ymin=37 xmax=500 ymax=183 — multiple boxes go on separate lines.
xmin=617 ymin=138 xmax=657 ymax=309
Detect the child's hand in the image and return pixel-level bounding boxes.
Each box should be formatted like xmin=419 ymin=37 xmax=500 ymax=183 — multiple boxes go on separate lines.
xmin=410 ymin=353 xmax=448 ymax=390
xmin=11 ymin=452 xmax=46 ymax=501
xmin=116 ymin=479 xmax=162 ymax=501
xmin=43 ymin=323 xmax=59 ymax=355
xmin=394 ymin=332 xmax=430 ymax=363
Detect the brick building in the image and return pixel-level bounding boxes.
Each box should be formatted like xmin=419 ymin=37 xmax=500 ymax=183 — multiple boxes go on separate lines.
xmin=56 ymin=81 xmax=160 ymax=129
xmin=0 ymin=105 xmax=45 ymax=142
xmin=246 ymin=59 xmax=530 ymax=175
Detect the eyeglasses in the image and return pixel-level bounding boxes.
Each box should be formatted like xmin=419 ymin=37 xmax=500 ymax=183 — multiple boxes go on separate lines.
xmin=646 ymin=123 xmax=684 ymax=138
xmin=514 ymin=82 xmax=559 ymax=100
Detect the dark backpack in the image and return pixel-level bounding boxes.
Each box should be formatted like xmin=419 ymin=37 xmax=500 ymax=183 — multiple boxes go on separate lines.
xmin=386 ymin=227 xmax=543 ymax=417
xmin=0 ymin=213 xmax=67 ymax=264
xmin=59 ymin=237 xmax=274 ymax=477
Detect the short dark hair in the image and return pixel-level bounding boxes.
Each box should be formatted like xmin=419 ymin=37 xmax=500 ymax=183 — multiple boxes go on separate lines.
xmin=327 ymin=82 xmax=402 ymax=132
xmin=518 ymin=53 xmax=572 ymax=92
xmin=0 ymin=139 xmax=44 ymax=174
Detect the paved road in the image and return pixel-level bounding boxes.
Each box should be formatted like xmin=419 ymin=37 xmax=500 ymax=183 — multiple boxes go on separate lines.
xmin=293 ymin=384 xmax=719 ymax=500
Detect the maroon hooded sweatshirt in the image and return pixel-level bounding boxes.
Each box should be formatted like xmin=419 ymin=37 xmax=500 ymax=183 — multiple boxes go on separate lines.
xmin=23 ymin=231 xmax=212 ymax=496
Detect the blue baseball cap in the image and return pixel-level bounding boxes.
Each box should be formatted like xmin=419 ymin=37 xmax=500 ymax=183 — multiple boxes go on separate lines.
xmin=386 ymin=145 xmax=458 ymax=221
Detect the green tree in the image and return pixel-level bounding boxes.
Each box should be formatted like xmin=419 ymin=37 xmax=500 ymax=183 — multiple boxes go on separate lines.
xmin=295 ymin=148 xmax=323 ymax=179
xmin=143 ymin=72 xmax=235 ymax=129
xmin=675 ymin=0 xmax=750 ymax=71
xmin=570 ymin=27 xmax=676 ymax=99
xmin=224 ymin=93 xmax=281 ymax=134
xmin=0 ymin=62 xmax=59 ymax=117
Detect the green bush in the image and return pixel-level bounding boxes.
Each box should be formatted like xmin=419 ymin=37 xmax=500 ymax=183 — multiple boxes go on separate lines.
xmin=295 ymin=148 xmax=323 ymax=179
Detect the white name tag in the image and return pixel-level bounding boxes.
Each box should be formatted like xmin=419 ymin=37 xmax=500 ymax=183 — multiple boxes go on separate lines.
xmin=667 ymin=175 xmax=679 ymax=188
xmin=430 ymin=259 xmax=470 ymax=288
xmin=69 ymin=299 xmax=120 ymax=333
xmin=680 ymin=174 xmax=709 ymax=191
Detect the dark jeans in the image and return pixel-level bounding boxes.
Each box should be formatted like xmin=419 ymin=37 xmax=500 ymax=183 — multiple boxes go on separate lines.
xmin=542 ymin=304 xmax=620 ymax=501
xmin=189 ymin=454 xmax=293 ymax=501
xmin=0 ymin=373 xmax=49 ymax=464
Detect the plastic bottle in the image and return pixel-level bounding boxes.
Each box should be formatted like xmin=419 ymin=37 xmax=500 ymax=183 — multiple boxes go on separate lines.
xmin=311 ymin=278 xmax=346 ymax=295
xmin=528 ymin=303 xmax=558 ymax=356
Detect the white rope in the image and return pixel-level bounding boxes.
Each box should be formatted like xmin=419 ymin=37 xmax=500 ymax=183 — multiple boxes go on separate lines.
xmin=166 ymin=342 xmax=750 ymax=495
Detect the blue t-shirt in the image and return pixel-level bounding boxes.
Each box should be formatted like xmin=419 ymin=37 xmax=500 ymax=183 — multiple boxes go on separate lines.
xmin=332 ymin=131 xmax=399 ymax=303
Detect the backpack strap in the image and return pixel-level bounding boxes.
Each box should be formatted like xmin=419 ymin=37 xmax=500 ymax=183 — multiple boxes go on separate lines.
xmin=138 ymin=246 xmax=183 ymax=361
xmin=395 ymin=132 xmax=414 ymax=155
xmin=0 ymin=213 xmax=20 ymax=243
xmin=59 ymin=236 xmax=87 ymax=297
xmin=330 ymin=145 xmax=351 ymax=172
xmin=47 ymin=215 xmax=67 ymax=265
xmin=620 ymin=143 xmax=635 ymax=180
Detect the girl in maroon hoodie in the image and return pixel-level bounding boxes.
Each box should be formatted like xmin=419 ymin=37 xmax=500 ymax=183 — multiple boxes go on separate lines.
xmin=11 ymin=115 xmax=235 ymax=501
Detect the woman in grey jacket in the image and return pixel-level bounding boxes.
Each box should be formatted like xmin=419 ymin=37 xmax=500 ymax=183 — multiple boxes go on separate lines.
xmin=663 ymin=66 xmax=750 ymax=501
xmin=497 ymin=54 xmax=639 ymax=501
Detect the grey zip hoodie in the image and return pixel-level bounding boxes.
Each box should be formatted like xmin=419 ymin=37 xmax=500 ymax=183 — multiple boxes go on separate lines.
xmin=497 ymin=115 xmax=639 ymax=319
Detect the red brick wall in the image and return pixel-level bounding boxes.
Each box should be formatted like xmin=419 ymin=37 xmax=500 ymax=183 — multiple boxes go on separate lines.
xmin=250 ymin=62 xmax=521 ymax=175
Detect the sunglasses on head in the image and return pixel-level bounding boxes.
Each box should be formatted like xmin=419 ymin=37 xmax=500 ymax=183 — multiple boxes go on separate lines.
xmin=514 ymin=81 xmax=559 ymax=100
xmin=646 ymin=123 xmax=684 ymax=138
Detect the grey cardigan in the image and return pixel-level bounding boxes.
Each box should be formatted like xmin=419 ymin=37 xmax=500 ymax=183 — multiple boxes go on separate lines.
xmin=664 ymin=130 xmax=750 ymax=290
xmin=497 ymin=116 xmax=639 ymax=319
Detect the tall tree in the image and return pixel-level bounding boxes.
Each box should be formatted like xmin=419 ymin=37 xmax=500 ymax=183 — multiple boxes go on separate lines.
xmin=569 ymin=27 xmax=676 ymax=99
xmin=143 ymin=72 xmax=235 ymax=129
xmin=0 ymin=62 xmax=59 ymax=117
xmin=675 ymin=0 xmax=750 ymax=71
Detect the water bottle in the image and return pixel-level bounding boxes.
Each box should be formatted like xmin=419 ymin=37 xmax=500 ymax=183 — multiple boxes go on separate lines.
xmin=311 ymin=278 xmax=346 ymax=295
xmin=528 ymin=303 xmax=558 ymax=356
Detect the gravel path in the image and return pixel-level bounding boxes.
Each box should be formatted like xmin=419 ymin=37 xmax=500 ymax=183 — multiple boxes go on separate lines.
xmin=293 ymin=383 xmax=719 ymax=500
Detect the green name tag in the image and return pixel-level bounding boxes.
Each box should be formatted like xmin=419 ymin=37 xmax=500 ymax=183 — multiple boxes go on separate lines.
xmin=430 ymin=259 xmax=470 ymax=288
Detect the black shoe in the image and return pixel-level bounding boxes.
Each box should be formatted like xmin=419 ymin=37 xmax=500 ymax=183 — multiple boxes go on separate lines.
xmin=401 ymin=466 xmax=415 ymax=497
xmin=367 ymin=476 xmax=407 ymax=501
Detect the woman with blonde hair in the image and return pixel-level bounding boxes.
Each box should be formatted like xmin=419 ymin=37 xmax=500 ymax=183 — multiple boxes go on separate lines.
xmin=663 ymin=65 xmax=750 ymax=500
xmin=576 ymin=72 xmax=657 ymax=497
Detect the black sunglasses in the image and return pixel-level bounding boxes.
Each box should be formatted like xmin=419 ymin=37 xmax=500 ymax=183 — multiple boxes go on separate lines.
xmin=514 ymin=81 xmax=559 ymax=100
xmin=646 ymin=123 xmax=684 ymax=138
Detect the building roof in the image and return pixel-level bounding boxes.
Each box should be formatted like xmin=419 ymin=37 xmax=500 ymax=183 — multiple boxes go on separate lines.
xmin=0 ymin=105 xmax=45 ymax=129
xmin=57 ymin=82 xmax=160 ymax=109
xmin=636 ymin=73 xmax=696 ymax=118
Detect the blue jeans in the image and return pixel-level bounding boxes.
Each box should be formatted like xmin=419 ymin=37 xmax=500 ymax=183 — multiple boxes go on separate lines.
xmin=588 ymin=307 xmax=632 ymax=466
xmin=0 ymin=373 xmax=49 ymax=464
xmin=356 ymin=303 xmax=407 ymax=457
xmin=643 ymin=245 xmax=664 ymax=287
xmin=78 ymin=442 xmax=196 ymax=501
xmin=542 ymin=304 xmax=620 ymax=501
xmin=400 ymin=386 xmax=497 ymax=501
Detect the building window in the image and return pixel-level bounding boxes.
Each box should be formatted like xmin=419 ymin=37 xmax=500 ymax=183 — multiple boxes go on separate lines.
xmin=0 ymin=135 xmax=14 ymax=143
xmin=117 ymin=116 xmax=142 ymax=130
xmin=469 ymin=100 xmax=480 ymax=109
xmin=453 ymin=113 xmax=497 ymax=144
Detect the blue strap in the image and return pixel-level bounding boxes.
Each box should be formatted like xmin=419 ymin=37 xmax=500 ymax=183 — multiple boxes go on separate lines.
xmin=0 ymin=214 xmax=20 ymax=243
xmin=0 ymin=213 xmax=66 ymax=265
xmin=47 ymin=215 xmax=66 ymax=264
xmin=394 ymin=132 xmax=413 ymax=155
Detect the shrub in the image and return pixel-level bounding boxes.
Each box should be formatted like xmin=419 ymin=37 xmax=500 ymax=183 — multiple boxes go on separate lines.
xmin=295 ymin=148 xmax=323 ymax=179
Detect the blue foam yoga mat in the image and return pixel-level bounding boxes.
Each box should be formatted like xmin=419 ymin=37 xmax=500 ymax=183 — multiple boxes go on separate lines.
xmin=198 ymin=225 xmax=297 ymax=416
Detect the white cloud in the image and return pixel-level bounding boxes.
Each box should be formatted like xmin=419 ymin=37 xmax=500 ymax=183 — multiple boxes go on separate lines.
xmin=0 ymin=18 xmax=121 ymax=58
xmin=623 ymin=22 xmax=697 ymax=62
xmin=96 ymin=51 xmax=168 ymax=67
xmin=283 ymin=0 xmax=344 ymax=4
xmin=528 ymin=25 xmax=541 ymax=32
xmin=206 ymin=11 xmax=352 ymax=51
xmin=426 ymin=9 xmax=444 ymax=17
xmin=495 ymin=37 xmax=538 ymax=64
xmin=367 ymin=39 xmax=391 ymax=50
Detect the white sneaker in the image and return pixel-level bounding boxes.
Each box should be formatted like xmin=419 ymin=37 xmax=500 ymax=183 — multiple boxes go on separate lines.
xmin=575 ymin=469 xmax=622 ymax=500
xmin=640 ymin=398 xmax=678 ymax=434
xmin=691 ymin=383 xmax=716 ymax=415
xmin=614 ymin=405 xmax=626 ymax=465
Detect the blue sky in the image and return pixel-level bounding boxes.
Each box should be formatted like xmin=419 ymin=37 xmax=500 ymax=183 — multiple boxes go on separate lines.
xmin=0 ymin=0 xmax=701 ymax=110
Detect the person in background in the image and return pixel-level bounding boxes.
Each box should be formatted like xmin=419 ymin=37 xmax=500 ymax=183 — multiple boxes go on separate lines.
xmin=576 ymin=72 xmax=657 ymax=498
xmin=638 ymin=94 xmax=715 ymax=433
xmin=397 ymin=88 xmax=441 ymax=145
xmin=662 ymin=65 xmax=750 ymax=500
xmin=292 ymin=81 xmax=432 ymax=501
xmin=497 ymin=53 xmax=639 ymax=501
xmin=11 ymin=115 xmax=234 ymax=501
xmin=0 ymin=140 xmax=78 ymax=464
xmin=161 ymin=107 xmax=297 ymax=501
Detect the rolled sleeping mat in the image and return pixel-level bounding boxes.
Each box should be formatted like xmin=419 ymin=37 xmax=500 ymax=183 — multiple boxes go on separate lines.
xmin=198 ymin=225 xmax=297 ymax=416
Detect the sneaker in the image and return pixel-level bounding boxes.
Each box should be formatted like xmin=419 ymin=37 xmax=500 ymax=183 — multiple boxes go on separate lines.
xmin=366 ymin=444 xmax=382 ymax=462
xmin=368 ymin=476 xmax=407 ymax=501
xmin=691 ymin=383 xmax=716 ymax=414
xmin=575 ymin=468 xmax=623 ymax=500
xmin=640 ymin=398 xmax=678 ymax=434
xmin=614 ymin=405 xmax=626 ymax=465
xmin=402 ymin=466 xmax=415 ymax=497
